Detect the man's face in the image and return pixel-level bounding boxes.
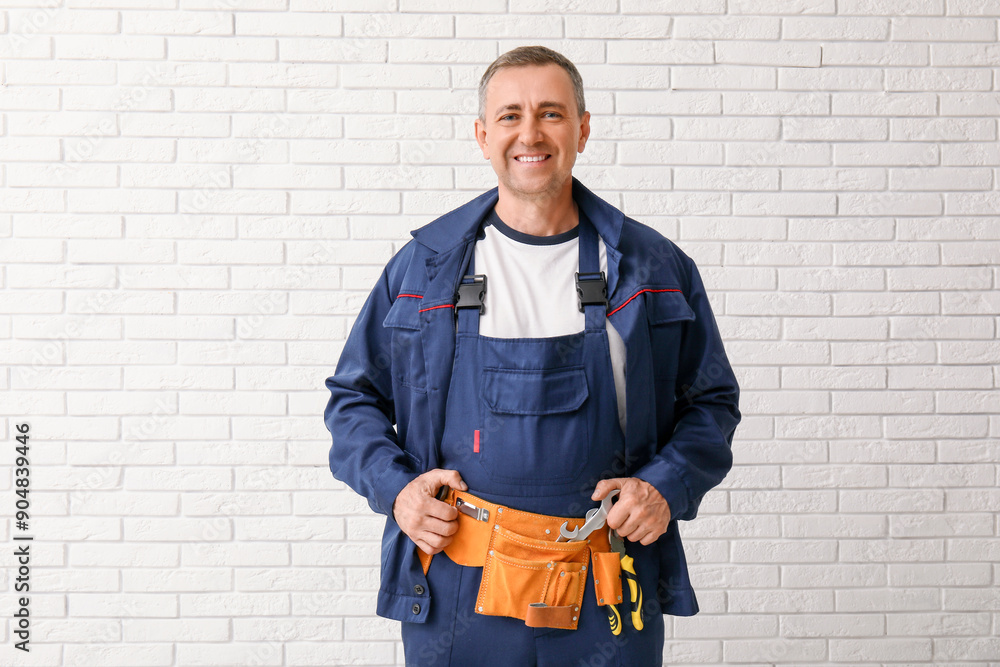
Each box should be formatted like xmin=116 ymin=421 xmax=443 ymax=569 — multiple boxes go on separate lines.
xmin=475 ymin=63 xmax=591 ymax=204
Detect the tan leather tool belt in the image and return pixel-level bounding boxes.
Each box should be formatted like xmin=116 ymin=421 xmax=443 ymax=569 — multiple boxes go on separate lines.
xmin=417 ymin=489 xmax=623 ymax=631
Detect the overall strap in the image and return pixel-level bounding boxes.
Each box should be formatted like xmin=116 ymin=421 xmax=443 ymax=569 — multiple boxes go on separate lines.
xmin=576 ymin=213 xmax=608 ymax=331
xmin=455 ymin=235 xmax=485 ymax=335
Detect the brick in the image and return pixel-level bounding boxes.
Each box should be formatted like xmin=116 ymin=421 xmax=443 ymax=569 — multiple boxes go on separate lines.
xmin=784 ymin=464 xmax=887 ymax=488
xmin=887 ymin=67 xmax=992 ymax=91
xmin=893 ymin=117 xmax=995 ymax=141
xmin=888 ymin=267 xmax=992 ymax=291
xmin=843 ymin=488 xmax=945 ymax=513
xmin=728 ymin=141 xmax=830 ymax=166
xmin=622 ymin=0 xmax=724 ymax=11
xmin=785 ymin=563 xmax=887 ymax=588
xmin=673 ymin=65 xmax=775 ymax=90
xmin=784 ymin=514 xmax=884 ymax=540
xmin=389 ymin=38 xmax=494 ymax=64
xmin=839 ymin=192 xmax=942 ymax=216
xmin=724 ymin=639 xmax=826 ymax=663
xmin=731 ymin=540 xmax=836 ymax=563
xmin=123 ymin=10 xmax=231 ymax=34
xmin=228 ymin=63 xmax=339 ymax=88
xmin=782 ymin=613 xmax=883 ymax=637
xmin=838 ymin=587 xmax=940 ymax=612
xmin=830 ymin=638 xmax=932 ymax=662
xmin=675 ymin=614 xmax=777 ymax=638
xmin=607 ymin=40 xmax=715 ymax=65
xmin=942 ymin=587 xmax=1000 ymax=612
xmin=673 ymin=117 xmax=780 ymax=142
xmin=169 ymin=36 xmax=276 ymax=62
xmin=780 ymin=67 xmax=883 ymax=90
xmin=784 ymin=17 xmax=890 ymax=40
xmin=456 ymin=14 xmax=560 ymax=38
xmin=823 ymin=41 xmax=928 ymax=66
xmin=893 ymin=16 xmax=996 ymax=41
xmin=892 ymin=166 xmax=992 ymax=191
xmin=731 ymin=0 xmax=833 ymax=12
xmin=834 ymin=141 xmax=938 ymax=166
xmin=716 ymin=42 xmax=820 ymax=67
xmin=566 ymin=14 xmax=671 ymax=38
xmin=723 ymin=91 xmax=827 ymax=115
xmin=777 ymin=415 xmax=881 ymax=439
xmin=675 ymin=167 xmax=778 ymax=192
xmin=779 ymin=266 xmax=884 ymax=291
xmin=7 ymin=60 xmax=116 ymax=85
xmin=674 ymin=16 xmax=780 ymax=40
xmin=733 ymin=192 xmax=836 ymax=216
xmin=124 ymin=619 xmax=229 ymax=643
xmin=833 ymin=390 xmax=933 ymax=414
xmin=620 ymin=141 xmax=723 ymax=165
xmin=67 ymin=341 xmax=176 ymax=366
xmin=783 ymin=167 xmax=886 ymax=191
xmin=9 ymin=264 xmax=116 ymax=289
xmin=726 ymin=292 xmax=830 ymax=319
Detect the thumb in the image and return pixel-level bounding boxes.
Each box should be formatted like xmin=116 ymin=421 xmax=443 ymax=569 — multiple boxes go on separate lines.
xmin=592 ymin=478 xmax=625 ymax=501
xmin=426 ymin=468 xmax=468 ymax=493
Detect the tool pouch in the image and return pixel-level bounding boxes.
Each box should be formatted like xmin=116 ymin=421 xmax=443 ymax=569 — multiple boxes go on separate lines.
xmin=478 ymin=524 xmax=590 ymax=630
xmin=591 ymin=550 xmax=623 ymax=607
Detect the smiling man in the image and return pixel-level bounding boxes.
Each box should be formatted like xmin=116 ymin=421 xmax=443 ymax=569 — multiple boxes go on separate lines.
xmin=325 ymin=46 xmax=741 ymax=666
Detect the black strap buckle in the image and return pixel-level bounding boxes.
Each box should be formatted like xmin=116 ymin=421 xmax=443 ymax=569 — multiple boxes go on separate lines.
xmin=455 ymin=274 xmax=487 ymax=314
xmin=576 ymin=271 xmax=607 ymax=312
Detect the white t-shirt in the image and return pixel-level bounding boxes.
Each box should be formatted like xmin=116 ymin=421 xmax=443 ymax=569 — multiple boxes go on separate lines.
xmin=474 ymin=208 xmax=628 ymax=433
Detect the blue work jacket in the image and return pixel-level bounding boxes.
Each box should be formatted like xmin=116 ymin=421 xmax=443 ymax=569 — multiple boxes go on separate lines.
xmin=324 ymin=177 xmax=740 ymax=623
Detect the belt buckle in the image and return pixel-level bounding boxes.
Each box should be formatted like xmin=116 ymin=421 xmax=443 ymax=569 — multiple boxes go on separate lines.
xmin=456 ymin=497 xmax=489 ymax=522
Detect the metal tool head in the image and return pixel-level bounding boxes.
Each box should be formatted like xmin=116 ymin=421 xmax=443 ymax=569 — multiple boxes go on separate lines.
xmin=556 ymin=489 xmax=620 ymax=541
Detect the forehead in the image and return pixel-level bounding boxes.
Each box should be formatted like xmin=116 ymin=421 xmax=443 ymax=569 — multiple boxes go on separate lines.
xmin=485 ymin=63 xmax=575 ymax=105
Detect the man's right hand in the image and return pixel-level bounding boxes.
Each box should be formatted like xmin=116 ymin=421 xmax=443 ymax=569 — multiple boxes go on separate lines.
xmin=392 ymin=468 xmax=468 ymax=556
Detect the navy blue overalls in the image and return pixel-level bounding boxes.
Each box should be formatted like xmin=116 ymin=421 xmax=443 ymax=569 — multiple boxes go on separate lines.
xmin=401 ymin=213 xmax=666 ymax=666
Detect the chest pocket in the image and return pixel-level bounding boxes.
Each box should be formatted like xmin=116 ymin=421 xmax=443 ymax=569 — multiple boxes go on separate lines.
xmin=477 ymin=366 xmax=591 ymax=484
xmin=645 ymin=289 xmax=695 ymax=383
xmin=382 ymin=296 xmax=427 ymax=393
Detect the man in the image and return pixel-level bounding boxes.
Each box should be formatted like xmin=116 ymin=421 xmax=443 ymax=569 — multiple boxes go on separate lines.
xmin=325 ymin=46 xmax=740 ymax=666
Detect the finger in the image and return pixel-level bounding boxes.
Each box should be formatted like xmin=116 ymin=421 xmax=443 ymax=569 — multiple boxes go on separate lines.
xmin=419 ymin=515 xmax=460 ymax=538
xmin=423 ymin=498 xmax=459 ymax=522
xmin=592 ymin=477 xmax=625 ymax=501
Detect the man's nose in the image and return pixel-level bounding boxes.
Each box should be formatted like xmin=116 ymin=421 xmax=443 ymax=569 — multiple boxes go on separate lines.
xmin=519 ymin=115 xmax=544 ymax=145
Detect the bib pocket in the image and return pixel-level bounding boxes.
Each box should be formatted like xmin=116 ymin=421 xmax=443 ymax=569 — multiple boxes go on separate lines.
xmin=477 ymin=366 xmax=591 ymax=484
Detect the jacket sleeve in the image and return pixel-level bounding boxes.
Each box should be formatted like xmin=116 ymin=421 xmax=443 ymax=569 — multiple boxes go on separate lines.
xmin=324 ymin=266 xmax=420 ymax=519
xmin=634 ymin=256 xmax=740 ymax=522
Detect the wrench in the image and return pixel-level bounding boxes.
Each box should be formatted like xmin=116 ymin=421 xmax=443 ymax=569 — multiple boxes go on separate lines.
xmin=555 ymin=489 xmax=619 ymax=542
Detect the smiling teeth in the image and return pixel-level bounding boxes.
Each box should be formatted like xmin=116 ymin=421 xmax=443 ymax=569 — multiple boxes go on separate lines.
xmin=517 ymin=156 xmax=547 ymax=162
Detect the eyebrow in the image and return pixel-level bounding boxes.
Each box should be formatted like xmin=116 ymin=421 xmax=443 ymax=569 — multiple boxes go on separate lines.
xmin=494 ymin=101 xmax=569 ymax=117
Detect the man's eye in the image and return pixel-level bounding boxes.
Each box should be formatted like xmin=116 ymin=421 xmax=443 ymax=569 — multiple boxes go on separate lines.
xmin=500 ymin=114 xmax=516 ymax=121
xmin=544 ymin=112 xmax=561 ymax=118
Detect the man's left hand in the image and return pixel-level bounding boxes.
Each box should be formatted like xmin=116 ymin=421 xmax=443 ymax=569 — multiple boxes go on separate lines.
xmin=593 ymin=478 xmax=671 ymax=546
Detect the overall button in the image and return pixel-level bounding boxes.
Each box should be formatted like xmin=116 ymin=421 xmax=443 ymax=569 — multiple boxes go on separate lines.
xmin=411 ymin=603 xmax=421 ymax=615
xmin=413 ymin=585 xmax=425 ymax=595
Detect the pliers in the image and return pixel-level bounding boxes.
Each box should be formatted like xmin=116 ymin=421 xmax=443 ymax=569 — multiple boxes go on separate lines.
xmin=609 ymin=528 xmax=644 ymax=632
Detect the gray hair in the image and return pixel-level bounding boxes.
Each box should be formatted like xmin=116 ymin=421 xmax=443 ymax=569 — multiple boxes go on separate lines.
xmin=477 ymin=46 xmax=586 ymax=122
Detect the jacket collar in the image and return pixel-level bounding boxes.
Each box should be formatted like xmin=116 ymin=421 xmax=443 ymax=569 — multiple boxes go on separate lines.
xmin=410 ymin=176 xmax=625 ymax=254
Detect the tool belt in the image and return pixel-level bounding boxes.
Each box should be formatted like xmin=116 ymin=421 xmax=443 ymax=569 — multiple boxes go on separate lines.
xmin=417 ymin=489 xmax=624 ymax=631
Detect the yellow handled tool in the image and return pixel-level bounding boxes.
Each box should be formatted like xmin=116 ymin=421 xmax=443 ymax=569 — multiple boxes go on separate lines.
xmin=610 ymin=529 xmax=643 ymax=631
xmin=606 ymin=600 xmax=622 ymax=636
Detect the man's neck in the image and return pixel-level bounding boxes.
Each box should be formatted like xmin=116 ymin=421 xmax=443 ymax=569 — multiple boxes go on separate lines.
xmin=493 ymin=183 xmax=578 ymax=237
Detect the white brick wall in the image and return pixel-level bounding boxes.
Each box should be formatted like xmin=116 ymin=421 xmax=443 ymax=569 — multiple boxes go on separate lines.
xmin=1 ymin=2 xmax=998 ymax=666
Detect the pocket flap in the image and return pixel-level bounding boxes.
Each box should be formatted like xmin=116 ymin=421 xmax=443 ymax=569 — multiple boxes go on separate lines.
xmin=645 ymin=289 xmax=695 ymax=325
xmin=382 ymin=295 xmax=422 ymax=330
xmin=482 ymin=367 xmax=588 ymax=415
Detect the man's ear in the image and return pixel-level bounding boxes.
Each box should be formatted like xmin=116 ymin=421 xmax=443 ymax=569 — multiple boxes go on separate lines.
xmin=577 ymin=111 xmax=591 ymax=153
xmin=474 ymin=118 xmax=490 ymax=159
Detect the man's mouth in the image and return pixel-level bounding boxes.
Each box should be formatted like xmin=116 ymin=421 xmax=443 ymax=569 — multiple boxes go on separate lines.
xmin=515 ymin=155 xmax=550 ymax=163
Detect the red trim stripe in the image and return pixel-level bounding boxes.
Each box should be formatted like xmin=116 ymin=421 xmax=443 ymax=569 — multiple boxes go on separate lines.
xmin=474 ymin=429 xmax=480 ymax=453
xmin=397 ymin=293 xmax=423 ymax=299
xmin=418 ymin=304 xmax=455 ymax=313
xmin=607 ymin=288 xmax=682 ymax=317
